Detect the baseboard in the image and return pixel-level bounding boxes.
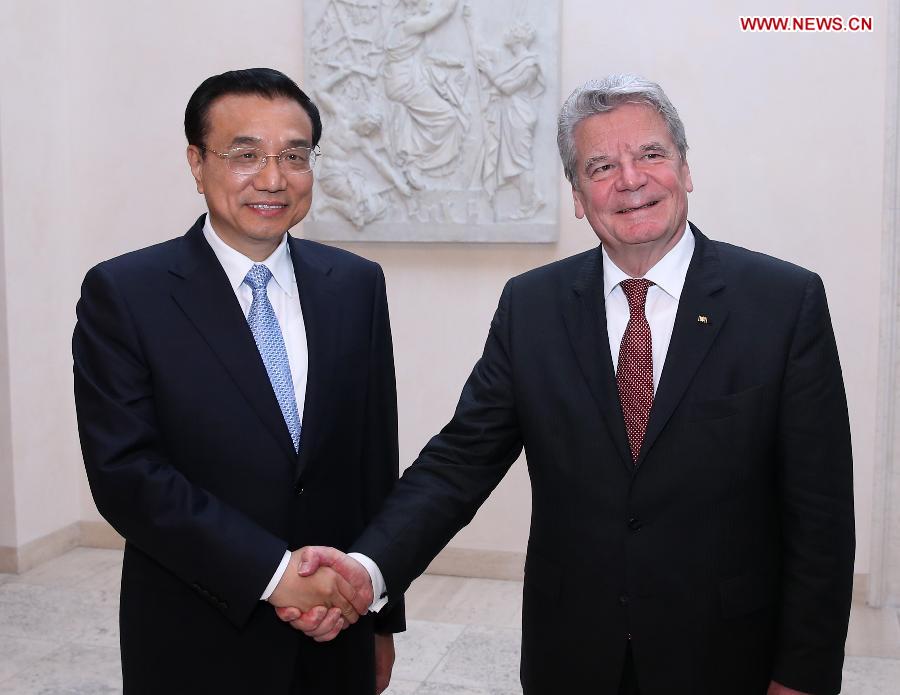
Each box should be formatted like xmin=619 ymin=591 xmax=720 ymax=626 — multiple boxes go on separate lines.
xmin=0 ymin=523 xmax=875 ymax=595
xmin=0 ymin=521 xmax=123 ymax=574
xmin=0 ymin=544 xmax=18 ymax=573
xmin=79 ymin=520 xmax=125 ymax=549
xmin=424 ymin=552 xmax=872 ymax=593
xmin=0 ymin=522 xmax=81 ymax=574
xmin=425 ymin=547 xmax=525 ymax=581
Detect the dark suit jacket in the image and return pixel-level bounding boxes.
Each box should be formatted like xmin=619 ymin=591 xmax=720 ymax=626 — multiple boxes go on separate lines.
xmin=73 ymin=215 xmax=404 ymax=694
xmin=352 ymin=225 xmax=854 ymax=695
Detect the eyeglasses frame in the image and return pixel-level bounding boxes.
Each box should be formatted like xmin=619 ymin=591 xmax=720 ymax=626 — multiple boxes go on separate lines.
xmin=200 ymin=144 xmax=321 ymax=175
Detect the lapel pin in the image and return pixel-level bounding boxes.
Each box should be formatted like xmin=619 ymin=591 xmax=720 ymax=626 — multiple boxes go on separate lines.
xmin=697 ymin=315 xmax=709 ymax=324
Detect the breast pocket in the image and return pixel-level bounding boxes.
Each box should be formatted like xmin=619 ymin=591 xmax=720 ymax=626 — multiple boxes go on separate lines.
xmin=687 ymin=383 xmax=767 ymax=422
xmin=680 ymin=383 xmax=775 ymax=487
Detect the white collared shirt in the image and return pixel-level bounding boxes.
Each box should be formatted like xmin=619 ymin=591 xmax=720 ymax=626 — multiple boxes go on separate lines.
xmin=602 ymin=224 xmax=695 ymax=392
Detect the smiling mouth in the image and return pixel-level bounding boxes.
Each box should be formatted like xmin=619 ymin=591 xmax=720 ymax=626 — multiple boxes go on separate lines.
xmin=248 ymin=203 xmax=287 ymax=210
xmin=617 ymin=200 xmax=659 ymax=214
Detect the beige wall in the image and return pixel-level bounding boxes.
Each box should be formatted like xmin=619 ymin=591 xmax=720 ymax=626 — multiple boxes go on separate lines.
xmin=0 ymin=0 xmax=887 ymax=573
xmin=0 ymin=0 xmax=83 ymax=549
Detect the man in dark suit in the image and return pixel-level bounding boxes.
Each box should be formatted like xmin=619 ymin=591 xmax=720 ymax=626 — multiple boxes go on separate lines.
xmin=288 ymin=75 xmax=855 ymax=694
xmin=73 ymin=68 xmax=403 ymax=694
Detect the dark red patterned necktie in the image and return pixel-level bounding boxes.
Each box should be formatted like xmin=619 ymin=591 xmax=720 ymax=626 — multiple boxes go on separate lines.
xmin=617 ymin=279 xmax=654 ymax=463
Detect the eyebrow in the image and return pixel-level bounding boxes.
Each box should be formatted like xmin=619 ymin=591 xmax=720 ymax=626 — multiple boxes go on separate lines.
xmin=228 ymin=136 xmax=262 ymax=147
xmin=583 ymin=154 xmax=609 ymax=172
xmin=583 ymin=142 xmax=672 ymax=171
xmin=640 ymin=142 xmax=671 ymax=154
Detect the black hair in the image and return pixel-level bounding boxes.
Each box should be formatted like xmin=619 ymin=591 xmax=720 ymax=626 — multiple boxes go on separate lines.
xmin=184 ymin=68 xmax=322 ymax=149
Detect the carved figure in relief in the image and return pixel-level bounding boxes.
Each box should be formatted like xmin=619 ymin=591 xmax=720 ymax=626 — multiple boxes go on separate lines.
xmin=314 ymin=65 xmax=415 ymax=228
xmin=382 ymin=0 xmax=470 ymax=182
xmin=475 ymin=21 xmax=545 ymax=220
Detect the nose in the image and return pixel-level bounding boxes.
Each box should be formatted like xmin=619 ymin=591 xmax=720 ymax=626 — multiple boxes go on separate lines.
xmin=615 ymin=158 xmax=647 ymax=192
xmin=253 ymin=155 xmax=288 ymax=192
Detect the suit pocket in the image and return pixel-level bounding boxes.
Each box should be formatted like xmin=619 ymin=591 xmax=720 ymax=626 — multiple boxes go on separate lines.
xmin=687 ymin=383 xmax=767 ymax=422
xmin=719 ymin=570 xmax=777 ymax=619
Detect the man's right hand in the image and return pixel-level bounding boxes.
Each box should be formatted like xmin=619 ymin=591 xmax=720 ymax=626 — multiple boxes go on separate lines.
xmin=267 ymin=548 xmax=367 ymax=626
xmin=273 ymin=546 xmax=374 ymax=641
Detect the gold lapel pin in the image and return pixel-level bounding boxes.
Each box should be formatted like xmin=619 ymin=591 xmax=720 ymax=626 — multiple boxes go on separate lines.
xmin=697 ymin=315 xmax=709 ymax=324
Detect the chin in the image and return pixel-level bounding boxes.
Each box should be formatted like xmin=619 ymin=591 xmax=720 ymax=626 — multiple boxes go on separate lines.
xmin=615 ymin=228 xmax=665 ymax=246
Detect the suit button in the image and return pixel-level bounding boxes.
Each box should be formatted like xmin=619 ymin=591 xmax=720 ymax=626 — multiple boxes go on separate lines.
xmin=295 ymin=483 xmax=304 ymax=496
xmin=627 ymin=517 xmax=642 ymax=531
xmin=619 ymin=594 xmax=630 ymax=607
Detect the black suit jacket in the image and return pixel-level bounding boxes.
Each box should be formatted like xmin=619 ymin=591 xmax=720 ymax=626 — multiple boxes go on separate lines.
xmin=73 ymin=216 xmax=404 ymax=694
xmin=353 ymin=225 xmax=854 ymax=695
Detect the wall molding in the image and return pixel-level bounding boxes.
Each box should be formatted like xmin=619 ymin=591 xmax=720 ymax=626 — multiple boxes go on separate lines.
xmin=0 ymin=522 xmax=876 ymax=598
xmin=79 ymin=520 xmax=125 ymax=550
xmin=0 ymin=521 xmax=123 ymax=574
xmin=0 ymin=522 xmax=80 ymax=574
xmin=426 ymin=547 xmax=525 ymax=581
xmin=869 ymin=0 xmax=900 ymax=609
xmin=2 ymin=520 xmax=525 ymax=581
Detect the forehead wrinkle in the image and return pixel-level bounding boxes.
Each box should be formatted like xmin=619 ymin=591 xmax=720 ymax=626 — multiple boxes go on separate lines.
xmin=227 ymin=135 xmax=262 ymax=147
xmin=224 ymin=135 xmax=311 ymax=150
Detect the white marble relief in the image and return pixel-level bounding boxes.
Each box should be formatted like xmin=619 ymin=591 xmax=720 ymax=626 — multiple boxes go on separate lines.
xmin=303 ymin=0 xmax=560 ymax=242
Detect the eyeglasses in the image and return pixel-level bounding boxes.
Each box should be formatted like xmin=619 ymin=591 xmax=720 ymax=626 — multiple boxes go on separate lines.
xmin=201 ymin=145 xmax=320 ymax=175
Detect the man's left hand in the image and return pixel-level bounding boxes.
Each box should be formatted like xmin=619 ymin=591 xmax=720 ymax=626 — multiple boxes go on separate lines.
xmin=768 ymin=681 xmax=811 ymax=695
xmin=276 ymin=605 xmax=348 ymax=642
xmin=375 ymin=633 xmax=395 ymax=694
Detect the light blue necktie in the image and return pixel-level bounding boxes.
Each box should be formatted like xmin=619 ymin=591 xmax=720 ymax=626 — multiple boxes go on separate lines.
xmin=243 ymin=264 xmax=301 ymax=452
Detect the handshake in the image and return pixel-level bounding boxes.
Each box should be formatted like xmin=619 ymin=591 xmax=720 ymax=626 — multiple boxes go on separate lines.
xmin=267 ymin=546 xmax=375 ymax=642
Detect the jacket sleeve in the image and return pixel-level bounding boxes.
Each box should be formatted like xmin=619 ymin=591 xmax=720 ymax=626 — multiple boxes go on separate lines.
xmin=352 ymin=279 xmax=524 ymax=601
xmin=73 ymin=262 xmax=287 ymax=627
xmin=770 ymin=272 xmax=855 ymax=695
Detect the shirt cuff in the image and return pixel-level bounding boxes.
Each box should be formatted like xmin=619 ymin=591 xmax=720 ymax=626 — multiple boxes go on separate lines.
xmin=261 ymin=550 xmax=292 ymax=601
xmin=348 ymin=552 xmax=388 ymax=612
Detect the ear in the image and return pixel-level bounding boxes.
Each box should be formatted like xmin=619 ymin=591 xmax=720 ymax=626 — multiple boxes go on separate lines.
xmin=681 ymin=158 xmax=693 ymax=193
xmin=572 ymin=186 xmax=586 ymax=219
xmin=186 ymin=145 xmax=205 ymax=194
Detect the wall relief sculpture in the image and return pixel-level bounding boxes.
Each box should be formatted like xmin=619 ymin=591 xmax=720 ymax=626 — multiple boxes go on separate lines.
xmin=303 ymin=0 xmax=560 ymax=242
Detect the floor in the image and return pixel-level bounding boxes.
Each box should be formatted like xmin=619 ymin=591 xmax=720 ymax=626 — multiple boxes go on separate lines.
xmin=0 ymin=548 xmax=898 ymax=694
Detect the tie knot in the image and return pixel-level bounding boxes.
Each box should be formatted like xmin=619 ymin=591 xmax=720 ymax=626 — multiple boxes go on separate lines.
xmin=620 ymin=279 xmax=654 ymax=313
xmin=244 ymin=264 xmax=273 ymax=291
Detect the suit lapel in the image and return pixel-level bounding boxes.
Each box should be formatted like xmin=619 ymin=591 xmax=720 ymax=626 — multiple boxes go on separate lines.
xmin=637 ymin=225 xmax=728 ymax=465
xmin=168 ymin=217 xmax=297 ymax=462
xmin=563 ymin=249 xmax=633 ymax=468
xmin=288 ymin=236 xmax=339 ymax=479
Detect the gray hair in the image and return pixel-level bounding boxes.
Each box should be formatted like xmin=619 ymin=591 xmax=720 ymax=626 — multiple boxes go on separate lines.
xmin=557 ymin=74 xmax=688 ymax=188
